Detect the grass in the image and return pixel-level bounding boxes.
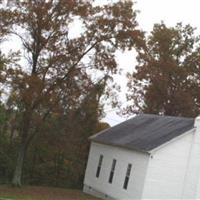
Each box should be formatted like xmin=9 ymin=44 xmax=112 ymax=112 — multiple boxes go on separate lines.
xmin=0 ymin=185 xmax=101 ymax=200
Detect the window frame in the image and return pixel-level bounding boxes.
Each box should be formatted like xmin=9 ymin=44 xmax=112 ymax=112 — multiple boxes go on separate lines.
xmin=96 ymin=154 xmax=103 ymax=178
xmin=108 ymin=159 xmax=117 ymax=184
xmin=123 ymin=163 xmax=132 ymax=190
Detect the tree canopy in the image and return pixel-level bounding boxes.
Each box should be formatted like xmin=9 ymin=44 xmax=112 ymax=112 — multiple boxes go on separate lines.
xmin=126 ymin=22 xmax=200 ymax=117
xmin=0 ymin=0 xmax=143 ymax=186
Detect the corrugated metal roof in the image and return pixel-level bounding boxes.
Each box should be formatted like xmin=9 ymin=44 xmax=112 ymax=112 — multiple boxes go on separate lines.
xmin=90 ymin=114 xmax=195 ymax=152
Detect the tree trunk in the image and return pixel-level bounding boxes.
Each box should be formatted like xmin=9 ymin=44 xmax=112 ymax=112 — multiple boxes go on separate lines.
xmin=12 ymin=142 xmax=27 ymax=187
xmin=11 ymin=108 xmax=46 ymax=186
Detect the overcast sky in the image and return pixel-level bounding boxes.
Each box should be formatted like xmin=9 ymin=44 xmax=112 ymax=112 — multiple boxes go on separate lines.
xmin=2 ymin=0 xmax=200 ymax=126
xmin=103 ymin=0 xmax=200 ymax=126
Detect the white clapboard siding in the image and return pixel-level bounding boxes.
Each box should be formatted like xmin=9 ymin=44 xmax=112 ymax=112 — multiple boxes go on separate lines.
xmin=84 ymin=142 xmax=149 ymax=200
xmin=142 ymin=131 xmax=194 ymax=199
xmin=83 ymin=116 xmax=200 ymax=200
xmin=183 ymin=117 xmax=200 ymax=199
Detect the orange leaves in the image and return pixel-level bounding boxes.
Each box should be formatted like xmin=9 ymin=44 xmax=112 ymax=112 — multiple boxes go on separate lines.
xmin=1 ymin=0 xmax=144 ymax=122
xmin=126 ymin=23 xmax=200 ymax=117
xmin=0 ymin=0 xmax=146 ymax=187
xmin=1 ymin=0 xmax=141 ymax=160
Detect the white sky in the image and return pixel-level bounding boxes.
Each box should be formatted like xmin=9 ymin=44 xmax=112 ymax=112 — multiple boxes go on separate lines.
xmin=2 ymin=0 xmax=200 ymax=126
xmin=103 ymin=0 xmax=200 ymax=126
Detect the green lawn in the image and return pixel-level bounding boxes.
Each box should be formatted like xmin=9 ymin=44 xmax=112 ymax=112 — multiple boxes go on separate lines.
xmin=0 ymin=185 xmax=101 ymax=200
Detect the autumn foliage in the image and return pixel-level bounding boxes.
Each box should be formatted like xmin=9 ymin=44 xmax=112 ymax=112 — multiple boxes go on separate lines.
xmin=2 ymin=0 xmax=200 ymax=190
xmin=0 ymin=0 xmax=142 ymax=187
xmin=126 ymin=23 xmax=200 ymax=117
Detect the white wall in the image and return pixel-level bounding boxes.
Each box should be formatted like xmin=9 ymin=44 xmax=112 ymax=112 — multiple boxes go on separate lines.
xmin=84 ymin=142 xmax=149 ymax=200
xmin=184 ymin=118 xmax=200 ymax=199
xmin=142 ymin=131 xmax=194 ymax=199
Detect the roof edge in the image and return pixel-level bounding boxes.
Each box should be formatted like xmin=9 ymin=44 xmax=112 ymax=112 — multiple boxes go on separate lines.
xmin=89 ymin=115 xmax=137 ymax=140
xmin=91 ymin=140 xmax=150 ymax=155
xmin=149 ymin=127 xmax=196 ymax=154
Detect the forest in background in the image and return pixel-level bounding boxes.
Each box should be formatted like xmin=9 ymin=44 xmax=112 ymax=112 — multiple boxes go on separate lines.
xmin=1 ymin=0 xmax=200 ymax=188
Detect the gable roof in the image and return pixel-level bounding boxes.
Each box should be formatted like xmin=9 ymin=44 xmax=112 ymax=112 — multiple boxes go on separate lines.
xmin=90 ymin=114 xmax=195 ymax=152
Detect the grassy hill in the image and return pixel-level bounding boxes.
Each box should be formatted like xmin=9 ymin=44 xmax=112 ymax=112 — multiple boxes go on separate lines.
xmin=0 ymin=186 xmax=100 ymax=200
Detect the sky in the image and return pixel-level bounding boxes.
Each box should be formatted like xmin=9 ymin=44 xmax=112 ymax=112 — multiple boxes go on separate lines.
xmin=2 ymin=0 xmax=200 ymax=126
xmin=103 ymin=0 xmax=200 ymax=126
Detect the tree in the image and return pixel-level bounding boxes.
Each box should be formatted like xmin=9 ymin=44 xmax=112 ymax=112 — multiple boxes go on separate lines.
xmin=23 ymin=78 xmax=111 ymax=188
xmin=0 ymin=0 xmax=143 ymax=186
xmin=126 ymin=22 xmax=200 ymax=117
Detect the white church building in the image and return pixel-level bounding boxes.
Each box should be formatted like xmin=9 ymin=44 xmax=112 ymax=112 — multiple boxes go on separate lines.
xmin=83 ymin=114 xmax=200 ymax=199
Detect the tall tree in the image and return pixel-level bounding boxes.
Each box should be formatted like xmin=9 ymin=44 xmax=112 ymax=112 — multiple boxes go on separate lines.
xmin=23 ymin=79 xmax=110 ymax=188
xmin=126 ymin=23 xmax=200 ymax=117
xmin=0 ymin=0 xmax=143 ymax=186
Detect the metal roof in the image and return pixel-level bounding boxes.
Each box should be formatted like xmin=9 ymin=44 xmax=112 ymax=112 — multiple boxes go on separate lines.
xmin=90 ymin=114 xmax=195 ymax=152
